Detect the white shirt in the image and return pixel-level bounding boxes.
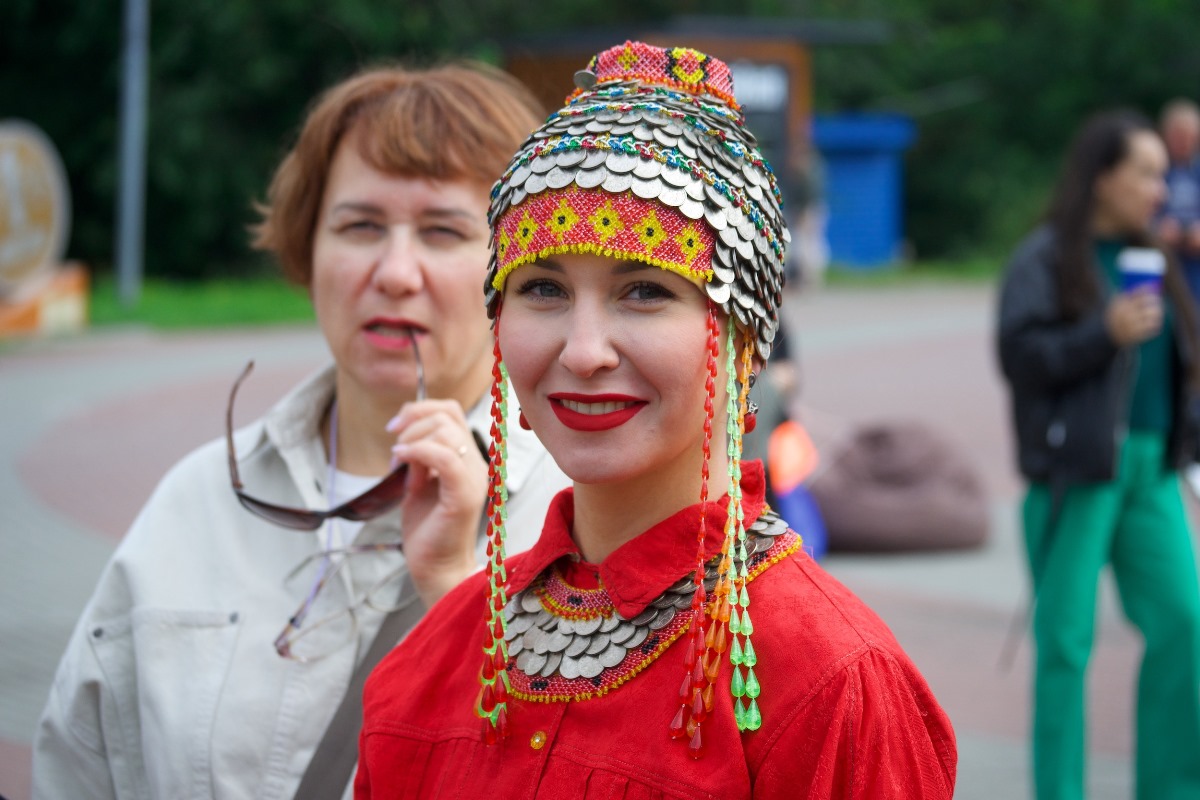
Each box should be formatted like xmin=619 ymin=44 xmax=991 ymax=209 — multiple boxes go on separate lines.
xmin=32 ymin=366 xmax=569 ymax=800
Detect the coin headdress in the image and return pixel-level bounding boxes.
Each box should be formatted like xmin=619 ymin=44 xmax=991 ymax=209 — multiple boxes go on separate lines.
xmin=477 ymin=41 xmax=789 ymax=756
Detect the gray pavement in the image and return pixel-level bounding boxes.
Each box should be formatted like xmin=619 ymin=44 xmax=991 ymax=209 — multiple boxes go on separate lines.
xmin=0 ymin=282 xmax=1164 ymax=799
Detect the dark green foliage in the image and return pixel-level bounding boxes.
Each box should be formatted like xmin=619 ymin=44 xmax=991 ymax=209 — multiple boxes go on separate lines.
xmin=4 ymin=0 xmax=1200 ymax=279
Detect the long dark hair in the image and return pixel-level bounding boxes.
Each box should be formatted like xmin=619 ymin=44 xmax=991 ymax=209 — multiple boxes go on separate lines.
xmin=1045 ymin=110 xmax=1200 ymax=379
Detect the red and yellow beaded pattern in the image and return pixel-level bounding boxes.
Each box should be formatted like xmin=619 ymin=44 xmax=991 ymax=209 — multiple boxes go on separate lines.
xmin=573 ymin=41 xmax=739 ymax=110
xmin=493 ymin=188 xmax=715 ymax=289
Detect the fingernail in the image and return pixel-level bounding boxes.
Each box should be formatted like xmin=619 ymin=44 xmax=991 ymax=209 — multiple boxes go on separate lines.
xmin=389 ymin=444 xmax=409 ymax=470
xmin=385 ymin=414 xmax=403 ymax=433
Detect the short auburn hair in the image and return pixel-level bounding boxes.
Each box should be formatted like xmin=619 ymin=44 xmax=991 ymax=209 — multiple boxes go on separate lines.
xmin=252 ymin=62 xmax=544 ymax=285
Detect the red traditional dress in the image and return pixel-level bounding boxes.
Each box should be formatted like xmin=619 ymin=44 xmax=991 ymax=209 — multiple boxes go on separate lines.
xmin=357 ymin=462 xmax=956 ymax=798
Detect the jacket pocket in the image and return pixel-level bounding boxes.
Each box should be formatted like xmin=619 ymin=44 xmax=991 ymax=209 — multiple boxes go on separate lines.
xmin=89 ymin=608 xmax=241 ymax=799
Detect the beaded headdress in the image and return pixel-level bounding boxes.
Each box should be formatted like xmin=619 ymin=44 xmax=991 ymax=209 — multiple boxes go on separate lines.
xmin=477 ymin=41 xmax=789 ymax=756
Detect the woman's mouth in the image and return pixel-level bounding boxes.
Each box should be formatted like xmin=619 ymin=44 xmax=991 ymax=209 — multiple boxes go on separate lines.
xmin=549 ymin=394 xmax=646 ymax=432
xmin=363 ymin=320 xmax=424 ymax=349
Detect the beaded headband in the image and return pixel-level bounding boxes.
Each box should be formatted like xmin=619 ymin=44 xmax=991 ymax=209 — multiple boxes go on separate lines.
xmin=477 ymin=40 xmax=787 ymax=757
xmin=485 ymin=40 xmax=789 ymax=360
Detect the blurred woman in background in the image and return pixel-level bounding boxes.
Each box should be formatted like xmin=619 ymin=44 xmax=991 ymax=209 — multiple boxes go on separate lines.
xmin=998 ymin=109 xmax=1200 ymax=799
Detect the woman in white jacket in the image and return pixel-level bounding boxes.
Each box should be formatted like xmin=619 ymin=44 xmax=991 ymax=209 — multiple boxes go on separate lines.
xmin=33 ymin=63 xmax=568 ymax=799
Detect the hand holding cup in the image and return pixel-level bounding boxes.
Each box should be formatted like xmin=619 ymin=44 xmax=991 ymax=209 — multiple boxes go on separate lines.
xmin=1106 ymin=248 xmax=1165 ymax=345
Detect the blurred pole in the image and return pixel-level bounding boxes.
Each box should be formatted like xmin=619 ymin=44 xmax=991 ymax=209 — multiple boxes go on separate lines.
xmin=116 ymin=0 xmax=149 ymax=309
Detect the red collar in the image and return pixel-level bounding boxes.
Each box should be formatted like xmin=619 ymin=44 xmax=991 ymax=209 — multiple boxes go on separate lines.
xmin=507 ymin=460 xmax=767 ymax=619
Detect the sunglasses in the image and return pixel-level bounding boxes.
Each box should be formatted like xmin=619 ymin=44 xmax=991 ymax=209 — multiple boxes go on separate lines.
xmin=225 ymin=329 xmax=425 ymax=530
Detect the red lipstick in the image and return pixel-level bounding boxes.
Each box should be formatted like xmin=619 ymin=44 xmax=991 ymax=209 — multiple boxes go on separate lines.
xmin=549 ymin=393 xmax=646 ymax=432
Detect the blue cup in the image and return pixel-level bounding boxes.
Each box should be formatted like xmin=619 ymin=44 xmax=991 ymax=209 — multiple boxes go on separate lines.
xmin=1117 ymin=247 xmax=1165 ymax=293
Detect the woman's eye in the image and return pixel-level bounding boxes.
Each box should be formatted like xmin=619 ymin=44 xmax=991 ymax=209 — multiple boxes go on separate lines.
xmin=423 ymin=226 xmax=468 ymax=243
xmin=338 ymin=219 xmax=383 ymax=235
xmin=516 ymin=278 xmax=565 ymax=299
xmin=626 ymin=281 xmax=675 ymax=302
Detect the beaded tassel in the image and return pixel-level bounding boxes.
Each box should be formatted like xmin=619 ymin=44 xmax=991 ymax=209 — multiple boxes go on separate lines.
xmin=668 ymin=305 xmax=720 ymax=759
xmin=728 ymin=333 xmax=761 ymax=732
xmin=477 ymin=324 xmax=512 ymax=743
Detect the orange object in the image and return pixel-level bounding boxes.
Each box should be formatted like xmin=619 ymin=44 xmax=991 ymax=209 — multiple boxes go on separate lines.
xmin=768 ymin=420 xmax=819 ymax=493
xmin=0 ymin=261 xmax=88 ymax=336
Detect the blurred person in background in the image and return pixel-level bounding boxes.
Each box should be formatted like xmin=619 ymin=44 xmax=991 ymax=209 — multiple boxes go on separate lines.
xmin=32 ymin=63 xmax=567 ymax=799
xmin=997 ymin=108 xmax=1200 ymax=799
xmin=1156 ymin=98 xmax=1200 ymax=303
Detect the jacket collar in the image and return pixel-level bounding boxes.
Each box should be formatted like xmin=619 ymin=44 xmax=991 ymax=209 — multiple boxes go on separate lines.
xmin=508 ymin=460 xmax=767 ymax=619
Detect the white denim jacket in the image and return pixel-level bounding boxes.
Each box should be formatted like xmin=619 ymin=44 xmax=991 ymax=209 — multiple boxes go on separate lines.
xmin=32 ymin=367 xmax=568 ymax=800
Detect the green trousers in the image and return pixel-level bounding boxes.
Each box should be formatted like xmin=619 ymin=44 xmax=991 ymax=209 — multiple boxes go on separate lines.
xmin=1024 ymin=433 xmax=1200 ymax=800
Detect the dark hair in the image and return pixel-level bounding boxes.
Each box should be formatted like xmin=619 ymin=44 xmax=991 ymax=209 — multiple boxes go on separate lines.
xmin=1046 ymin=108 xmax=1200 ymax=388
xmin=1045 ymin=109 xmax=1158 ymax=319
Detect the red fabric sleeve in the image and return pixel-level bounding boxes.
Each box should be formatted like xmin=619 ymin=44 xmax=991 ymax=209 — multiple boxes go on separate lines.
xmin=751 ymin=646 xmax=956 ymax=799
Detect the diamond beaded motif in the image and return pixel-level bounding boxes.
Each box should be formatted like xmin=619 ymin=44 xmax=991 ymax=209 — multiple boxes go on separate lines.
xmin=504 ymin=509 xmax=794 ymax=702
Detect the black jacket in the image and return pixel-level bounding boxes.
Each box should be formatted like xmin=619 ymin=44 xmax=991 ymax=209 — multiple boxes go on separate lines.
xmin=997 ymin=226 xmax=1199 ymax=484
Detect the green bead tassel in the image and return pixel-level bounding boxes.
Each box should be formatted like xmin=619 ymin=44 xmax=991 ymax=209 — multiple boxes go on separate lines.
xmin=738 ymin=584 xmax=750 ymax=607
xmin=745 ymin=667 xmax=761 ymax=699
xmin=728 ymin=606 xmax=741 ymax=634
xmin=734 ymin=697 xmax=748 ymax=731
xmin=731 ymin=666 xmax=746 ymax=697
xmin=742 ymin=637 xmax=757 ymax=667
xmin=741 ymin=609 xmax=754 ymax=636
xmin=729 ymin=636 xmax=744 ymax=666
xmin=745 ymin=699 xmax=762 ymax=731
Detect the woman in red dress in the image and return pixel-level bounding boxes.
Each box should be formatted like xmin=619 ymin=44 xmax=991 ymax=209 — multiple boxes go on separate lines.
xmin=357 ymin=41 xmax=957 ymax=799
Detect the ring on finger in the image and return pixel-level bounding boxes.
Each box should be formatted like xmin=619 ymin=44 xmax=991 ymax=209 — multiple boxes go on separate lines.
xmin=457 ymin=443 xmax=470 ymax=458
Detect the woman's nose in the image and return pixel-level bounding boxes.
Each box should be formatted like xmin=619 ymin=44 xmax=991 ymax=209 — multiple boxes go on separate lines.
xmin=557 ymin=301 xmax=620 ymax=376
xmin=373 ymin=230 xmax=424 ymax=296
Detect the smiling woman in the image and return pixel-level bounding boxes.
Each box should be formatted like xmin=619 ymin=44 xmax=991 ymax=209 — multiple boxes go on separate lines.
xmin=357 ymin=41 xmax=957 ymax=799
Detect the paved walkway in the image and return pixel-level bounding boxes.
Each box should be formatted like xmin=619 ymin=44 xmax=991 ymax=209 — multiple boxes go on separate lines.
xmin=0 ymin=283 xmax=1164 ymax=798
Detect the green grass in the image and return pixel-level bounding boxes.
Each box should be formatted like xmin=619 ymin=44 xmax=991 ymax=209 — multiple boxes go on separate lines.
xmin=89 ymin=274 xmax=316 ymax=328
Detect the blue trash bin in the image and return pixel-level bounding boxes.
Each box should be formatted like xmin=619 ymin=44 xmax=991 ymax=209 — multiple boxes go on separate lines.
xmin=812 ymin=114 xmax=916 ymax=268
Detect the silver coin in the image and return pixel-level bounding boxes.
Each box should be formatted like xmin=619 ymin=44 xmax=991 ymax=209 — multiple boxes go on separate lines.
xmin=618 ymin=112 xmax=641 ymax=125
xmin=546 ymin=630 xmax=572 ymax=653
xmin=581 ymin=149 xmax=609 ymax=169
xmin=609 ymin=622 xmax=635 ymax=645
xmin=509 ymin=186 xmax=528 ymax=208
xmin=585 ymin=119 xmax=610 ymax=135
xmin=507 ymin=635 xmax=525 ymax=656
xmin=577 ymin=654 xmax=604 ymax=679
xmin=545 ymin=166 xmax=575 ymax=190
xmin=594 ymin=110 xmax=621 ymax=123
xmin=533 ymin=607 xmax=553 ymax=629
xmin=530 ymin=155 xmax=556 ymax=175
xmin=630 ymin=606 xmax=658 ymax=626
xmin=747 ymin=183 xmax=764 ymax=202
xmin=605 ymin=151 xmax=639 ymax=174
xmin=565 ymin=635 xmax=589 ymax=658
xmin=531 ymin=631 xmax=553 ymax=655
xmin=524 ymin=172 xmax=547 ymax=195
xmin=633 ymin=158 xmax=662 ymax=179
xmin=517 ymin=649 xmax=546 ymax=675
xmin=725 ymin=206 xmax=746 ymax=228
xmin=505 ymin=615 xmax=531 ymax=639
xmin=599 ymin=614 xmax=621 ymax=633
xmin=704 ymin=205 xmax=729 ymax=231
xmin=631 ymin=125 xmax=655 ymax=142
xmin=679 ymin=199 xmax=705 ymax=221
xmin=598 ymin=643 xmax=627 ymax=668
xmin=555 ymin=149 xmax=588 ymax=169
xmin=734 ymin=283 xmax=755 ymax=309
xmin=726 ymin=169 xmax=746 ymax=188
xmin=556 ymin=616 xmax=575 ymax=635
xmin=559 ymin=655 xmax=582 ymax=680
xmin=685 ymin=180 xmax=707 ymax=202
xmin=630 ymin=177 xmax=661 ymax=200
xmin=574 ymin=615 xmax=603 ymax=636
xmin=678 ymin=138 xmax=699 ymax=159
xmin=610 ymin=123 xmax=636 ymax=136
xmin=735 ymin=239 xmax=755 ymax=262
xmin=743 ymin=162 xmax=763 ymax=186
xmin=653 ymin=128 xmax=680 ymax=149
xmin=705 ymin=183 xmax=731 ymax=208
xmin=510 ymin=163 xmax=532 ymax=188
xmin=706 ymin=281 xmax=731 ymax=305
xmin=520 ymin=592 xmax=543 ymax=613
xmin=712 ymin=263 xmax=735 ymax=284
xmin=649 ymin=607 xmax=677 ymax=630
xmin=659 ymin=186 xmax=687 ymax=208
xmin=575 ymin=167 xmax=607 ymax=190
xmin=601 ymin=172 xmax=633 ymax=194
xmin=662 ymin=166 xmax=691 ymax=188
xmin=540 ymin=651 xmax=563 ymax=677
xmin=650 ymin=592 xmax=676 ymax=610
xmin=567 ymin=122 xmax=590 ymax=137
xmin=625 ymin=626 xmax=650 ymax=649
xmin=717 ymin=226 xmax=741 ymax=249
xmin=585 ymin=632 xmax=611 ymax=655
